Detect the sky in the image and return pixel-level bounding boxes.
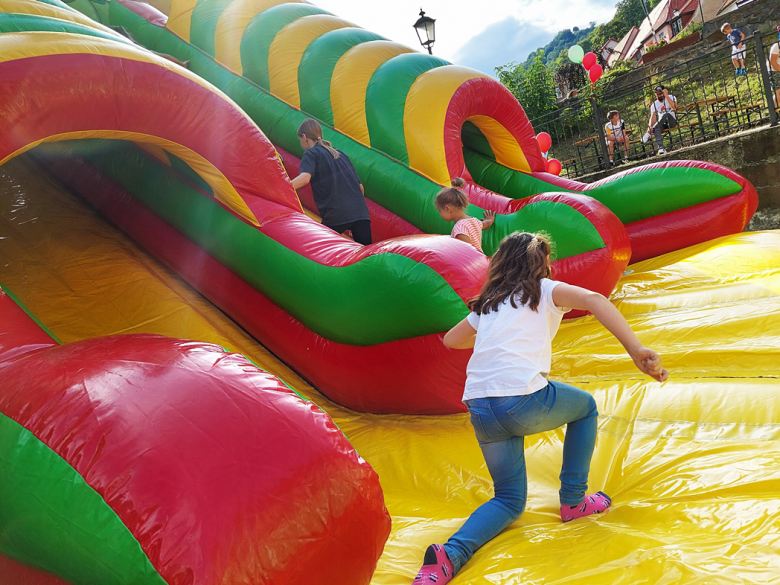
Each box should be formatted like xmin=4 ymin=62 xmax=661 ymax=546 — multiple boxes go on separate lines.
xmin=315 ymin=0 xmax=620 ymax=76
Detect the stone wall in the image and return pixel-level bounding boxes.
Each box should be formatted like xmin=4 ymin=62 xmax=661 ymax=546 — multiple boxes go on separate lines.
xmin=580 ymin=124 xmax=780 ymax=212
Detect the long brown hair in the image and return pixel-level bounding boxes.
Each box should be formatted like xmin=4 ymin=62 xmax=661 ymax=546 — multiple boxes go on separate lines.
xmin=470 ymin=232 xmax=554 ymax=314
xmin=297 ymin=118 xmax=340 ymax=159
xmin=434 ymin=178 xmax=469 ymax=210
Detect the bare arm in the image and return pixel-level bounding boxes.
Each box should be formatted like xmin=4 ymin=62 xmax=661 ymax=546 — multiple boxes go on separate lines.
xmin=648 ymin=108 xmax=657 ymax=131
xmin=290 ymin=172 xmax=311 ymax=190
xmin=360 ymin=183 xmax=365 ymax=195
xmin=552 ymin=283 xmax=669 ymax=381
xmin=443 ymin=317 xmax=477 ymax=349
xmin=454 ymin=233 xmax=472 ymax=245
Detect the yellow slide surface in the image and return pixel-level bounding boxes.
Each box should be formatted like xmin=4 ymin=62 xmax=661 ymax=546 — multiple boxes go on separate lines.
xmin=2 ymin=155 xmax=779 ymax=583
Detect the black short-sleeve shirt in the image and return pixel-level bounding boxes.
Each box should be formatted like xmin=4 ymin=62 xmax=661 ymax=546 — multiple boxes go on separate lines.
xmin=299 ymin=145 xmax=370 ymax=227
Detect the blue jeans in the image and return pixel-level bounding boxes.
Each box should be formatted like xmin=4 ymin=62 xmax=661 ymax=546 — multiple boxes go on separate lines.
xmin=443 ymin=380 xmax=598 ymax=575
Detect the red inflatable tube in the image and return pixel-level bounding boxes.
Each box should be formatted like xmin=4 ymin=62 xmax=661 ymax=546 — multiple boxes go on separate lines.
xmin=276 ymin=146 xmax=423 ymax=241
xmin=41 ymin=151 xmax=474 ymax=414
xmin=452 ymin=180 xmax=631 ymax=303
xmin=625 ymin=189 xmax=757 ymax=262
xmin=1 ymin=334 xmax=391 ymax=584
xmin=0 ymin=54 xmax=299 ymax=215
xmin=509 ymin=192 xmax=632 ymax=299
xmin=0 ymin=552 xmax=71 ymax=585
xmin=443 ymin=76 xmax=548 ymax=178
xmin=531 ymin=161 xmax=758 ymax=262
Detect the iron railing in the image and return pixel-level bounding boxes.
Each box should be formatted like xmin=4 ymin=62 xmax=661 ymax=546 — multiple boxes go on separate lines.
xmin=530 ymin=31 xmax=780 ymax=179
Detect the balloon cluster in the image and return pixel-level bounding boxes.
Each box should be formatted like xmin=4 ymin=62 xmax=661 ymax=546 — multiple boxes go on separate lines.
xmin=568 ymin=45 xmax=602 ymax=84
xmin=535 ymin=131 xmax=561 ymax=176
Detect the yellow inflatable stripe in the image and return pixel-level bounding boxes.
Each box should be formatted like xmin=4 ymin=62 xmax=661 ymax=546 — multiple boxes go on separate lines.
xmin=136 ymin=142 xmax=172 ymax=166
xmin=214 ymin=0 xmax=305 ymax=75
xmin=0 ymin=0 xmax=124 ymax=37
xmin=404 ymin=66 xmax=490 ymax=185
xmin=0 ymin=32 xmax=214 ymax=89
xmin=330 ymin=40 xmax=413 ymax=147
xmin=166 ymin=0 xmax=198 ymax=41
xmin=268 ymin=14 xmax=354 ymax=108
xmin=1 ymin=131 xmax=260 ymax=226
xmin=467 ymin=115 xmax=530 ymax=174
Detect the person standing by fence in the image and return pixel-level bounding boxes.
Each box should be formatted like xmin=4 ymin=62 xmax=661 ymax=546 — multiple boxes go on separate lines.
xmin=721 ymin=23 xmax=747 ymax=77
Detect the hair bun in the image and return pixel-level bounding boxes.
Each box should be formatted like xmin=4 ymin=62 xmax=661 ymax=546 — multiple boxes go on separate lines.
xmin=451 ymin=177 xmax=466 ymax=188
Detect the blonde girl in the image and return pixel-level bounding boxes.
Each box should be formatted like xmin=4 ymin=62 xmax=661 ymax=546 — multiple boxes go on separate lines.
xmin=434 ymin=178 xmax=495 ymax=253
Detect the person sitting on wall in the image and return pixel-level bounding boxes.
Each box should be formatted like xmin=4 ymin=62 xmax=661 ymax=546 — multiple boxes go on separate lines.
xmin=768 ymin=26 xmax=780 ymax=109
xmin=642 ymin=85 xmax=677 ymax=156
xmin=605 ymin=109 xmax=631 ymax=166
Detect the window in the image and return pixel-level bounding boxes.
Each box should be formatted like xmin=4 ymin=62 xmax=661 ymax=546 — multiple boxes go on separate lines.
xmin=671 ymin=17 xmax=683 ymax=37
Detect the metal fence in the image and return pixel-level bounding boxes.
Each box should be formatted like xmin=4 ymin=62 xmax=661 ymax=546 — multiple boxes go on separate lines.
xmin=531 ymin=31 xmax=780 ymax=179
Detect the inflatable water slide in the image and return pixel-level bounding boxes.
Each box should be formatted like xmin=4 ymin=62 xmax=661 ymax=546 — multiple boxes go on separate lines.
xmin=3 ymin=0 xmax=759 ymax=416
xmin=76 ymin=0 xmax=756 ymax=268
xmin=2 ymin=0 xmax=780 ymax=583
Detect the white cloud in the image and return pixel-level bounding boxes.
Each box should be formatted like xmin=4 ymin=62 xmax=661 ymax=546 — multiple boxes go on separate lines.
xmin=453 ymin=17 xmax=554 ymax=76
xmin=314 ymin=0 xmax=619 ymax=75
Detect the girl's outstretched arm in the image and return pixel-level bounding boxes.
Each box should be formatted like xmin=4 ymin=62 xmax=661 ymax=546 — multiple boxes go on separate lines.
xmin=443 ymin=317 xmax=477 ymax=349
xmin=552 ymin=283 xmax=669 ymax=382
xmin=482 ymin=211 xmax=496 ymax=230
xmin=291 ymin=172 xmax=311 ymax=190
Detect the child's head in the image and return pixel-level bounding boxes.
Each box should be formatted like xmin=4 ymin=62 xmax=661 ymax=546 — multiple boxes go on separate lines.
xmin=297 ymin=118 xmax=340 ymax=158
xmin=470 ymin=232 xmax=554 ymax=315
xmin=721 ymin=23 xmax=732 ymax=35
xmin=607 ymin=110 xmax=620 ymax=124
xmin=435 ymin=178 xmax=469 ymax=221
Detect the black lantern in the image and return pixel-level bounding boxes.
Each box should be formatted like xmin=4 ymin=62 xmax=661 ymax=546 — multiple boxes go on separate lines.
xmin=413 ymin=9 xmax=436 ymax=54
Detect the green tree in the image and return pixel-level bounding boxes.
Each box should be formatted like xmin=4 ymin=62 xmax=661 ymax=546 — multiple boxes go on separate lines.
xmin=497 ymin=51 xmax=557 ymax=122
xmin=589 ymin=0 xmax=648 ymax=53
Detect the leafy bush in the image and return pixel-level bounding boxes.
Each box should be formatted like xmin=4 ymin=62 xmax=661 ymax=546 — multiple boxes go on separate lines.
xmin=673 ymin=20 xmax=703 ymax=42
xmin=644 ymin=39 xmax=668 ymax=54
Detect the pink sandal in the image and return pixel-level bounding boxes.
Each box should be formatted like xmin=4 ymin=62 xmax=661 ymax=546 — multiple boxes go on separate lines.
xmin=561 ymin=491 xmax=612 ymax=522
xmin=412 ymin=544 xmax=454 ymax=584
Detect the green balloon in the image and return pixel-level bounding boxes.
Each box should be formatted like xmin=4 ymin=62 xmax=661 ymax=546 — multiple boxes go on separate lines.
xmin=568 ymin=45 xmax=584 ymax=64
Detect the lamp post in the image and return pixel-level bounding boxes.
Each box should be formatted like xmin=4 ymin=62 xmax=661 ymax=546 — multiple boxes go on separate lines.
xmin=413 ymin=9 xmax=436 ymax=54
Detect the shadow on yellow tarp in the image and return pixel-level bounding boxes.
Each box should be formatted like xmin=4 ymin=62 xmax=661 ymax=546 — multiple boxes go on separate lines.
xmin=1 ymin=155 xmax=779 ymax=584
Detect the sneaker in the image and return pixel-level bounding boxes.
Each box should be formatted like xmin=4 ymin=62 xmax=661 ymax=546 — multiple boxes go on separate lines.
xmin=561 ymin=492 xmax=612 ymax=522
xmin=641 ymin=132 xmax=651 ymax=144
xmin=412 ymin=544 xmax=454 ymax=584
xmin=657 ymin=148 xmax=666 ymax=155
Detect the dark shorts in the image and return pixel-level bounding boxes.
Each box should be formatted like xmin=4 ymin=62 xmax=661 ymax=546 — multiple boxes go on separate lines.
xmin=327 ymin=219 xmax=372 ymax=245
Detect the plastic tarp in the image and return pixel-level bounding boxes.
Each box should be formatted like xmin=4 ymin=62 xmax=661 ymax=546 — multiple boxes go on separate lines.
xmin=1 ymin=155 xmax=779 ymax=583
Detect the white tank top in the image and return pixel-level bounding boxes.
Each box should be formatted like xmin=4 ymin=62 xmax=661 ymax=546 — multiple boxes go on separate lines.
xmin=463 ymin=279 xmax=570 ymax=401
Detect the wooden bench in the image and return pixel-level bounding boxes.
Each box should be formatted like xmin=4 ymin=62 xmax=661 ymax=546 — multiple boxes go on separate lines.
xmin=711 ymin=103 xmax=763 ymax=117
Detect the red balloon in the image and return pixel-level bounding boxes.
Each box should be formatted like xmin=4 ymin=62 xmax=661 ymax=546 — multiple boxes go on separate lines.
xmin=589 ymin=64 xmax=603 ymax=83
xmin=536 ymin=132 xmax=552 ymax=153
xmin=547 ymin=158 xmax=562 ymax=175
xmin=582 ymin=52 xmax=597 ymax=70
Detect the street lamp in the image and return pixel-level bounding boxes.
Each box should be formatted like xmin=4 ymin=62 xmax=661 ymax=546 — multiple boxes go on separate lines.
xmin=413 ymin=9 xmax=436 ymax=54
